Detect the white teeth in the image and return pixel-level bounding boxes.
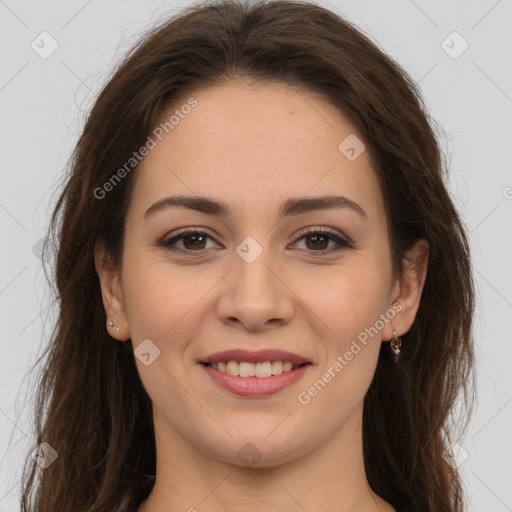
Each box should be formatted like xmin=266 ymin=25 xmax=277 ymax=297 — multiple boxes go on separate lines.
xmin=208 ymin=360 xmax=302 ymax=378
xmin=282 ymin=362 xmax=293 ymax=372
xmin=271 ymin=361 xmax=282 ymax=375
xmin=226 ymin=361 xmax=239 ymax=376
xmin=255 ymin=361 xmax=272 ymax=378
xmin=239 ymin=362 xmax=255 ymax=377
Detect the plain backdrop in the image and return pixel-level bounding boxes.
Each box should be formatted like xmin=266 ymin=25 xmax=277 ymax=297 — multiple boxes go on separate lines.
xmin=1 ymin=0 xmax=511 ymax=510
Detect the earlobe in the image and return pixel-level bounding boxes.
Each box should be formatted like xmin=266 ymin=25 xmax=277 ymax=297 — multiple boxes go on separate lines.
xmin=94 ymin=241 xmax=130 ymax=341
xmin=384 ymin=238 xmax=429 ymax=341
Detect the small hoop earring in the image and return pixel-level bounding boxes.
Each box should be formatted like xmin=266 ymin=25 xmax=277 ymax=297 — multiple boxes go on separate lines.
xmin=390 ymin=330 xmax=401 ymax=357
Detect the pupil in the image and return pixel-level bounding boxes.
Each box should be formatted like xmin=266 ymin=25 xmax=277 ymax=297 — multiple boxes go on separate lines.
xmin=184 ymin=235 xmax=205 ymax=250
xmin=308 ymin=234 xmax=327 ymax=250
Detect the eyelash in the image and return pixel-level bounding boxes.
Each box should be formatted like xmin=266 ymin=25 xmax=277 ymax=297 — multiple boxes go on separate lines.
xmin=159 ymin=227 xmax=353 ymax=256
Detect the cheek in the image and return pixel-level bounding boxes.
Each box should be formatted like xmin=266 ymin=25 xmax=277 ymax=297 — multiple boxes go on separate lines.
xmin=121 ymin=250 xmax=191 ymax=344
xmin=321 ymin=260 xmax=390 ymax=335
xmin=121 ymin=249 xmax=229 ymax=359
xmin=313 ymin=259 xmax=391 ymax=391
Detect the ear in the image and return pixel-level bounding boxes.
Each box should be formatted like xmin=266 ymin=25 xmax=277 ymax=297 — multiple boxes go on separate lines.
xmin=94 ymin=240 xmax=130 ymax=341
xmin=382 ymin=238 xmax=429 ymax=341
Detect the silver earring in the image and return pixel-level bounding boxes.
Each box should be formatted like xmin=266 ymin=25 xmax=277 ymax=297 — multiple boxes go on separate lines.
xmin=109 ymin=319 xmax=120 ymax=332
xmin=390 ymin=330 xmax=401 ymax=357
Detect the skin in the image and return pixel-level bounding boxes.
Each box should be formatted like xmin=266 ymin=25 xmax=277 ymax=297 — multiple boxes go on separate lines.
xmin=95 ymin=80 xmax=428 ymax=512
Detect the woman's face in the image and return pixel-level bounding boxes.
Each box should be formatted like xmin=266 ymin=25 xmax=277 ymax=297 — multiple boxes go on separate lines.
xmin=96 ymin=80 xmax=423 ymax=467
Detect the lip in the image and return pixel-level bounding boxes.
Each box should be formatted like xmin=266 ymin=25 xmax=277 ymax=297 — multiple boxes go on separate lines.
xmin=200 ymin=348 xmax=311 ymax=366
xmin=200 ymin=362 xmax=311 ymax=397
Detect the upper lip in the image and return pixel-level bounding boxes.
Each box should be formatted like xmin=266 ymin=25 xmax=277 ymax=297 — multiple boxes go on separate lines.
xmin=201 ymin=349 xmax=311 ymax=366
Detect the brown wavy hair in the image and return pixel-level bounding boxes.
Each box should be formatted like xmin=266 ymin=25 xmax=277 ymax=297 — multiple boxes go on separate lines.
xmin=18 ymin=1 xmax=476 ymax=511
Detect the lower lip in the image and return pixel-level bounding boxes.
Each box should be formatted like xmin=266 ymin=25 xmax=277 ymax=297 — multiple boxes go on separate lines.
xmin=200 ymin=363 xmax=311 ymax=397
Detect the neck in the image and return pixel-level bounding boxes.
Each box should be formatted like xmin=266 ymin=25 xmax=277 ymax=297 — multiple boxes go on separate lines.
xmin=137 ymin=407 xmax=396 ymax=512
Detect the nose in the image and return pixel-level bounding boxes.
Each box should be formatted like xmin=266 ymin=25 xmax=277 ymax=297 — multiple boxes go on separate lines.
xmin=215 ymin=242 xmax=295 ymax=331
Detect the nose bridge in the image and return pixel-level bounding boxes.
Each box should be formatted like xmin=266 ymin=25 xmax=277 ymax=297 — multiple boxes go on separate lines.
xmin=216 ymin=233 xmax=294 ymax=329
xmin=234 ymin=233 xmax=280 ymax=303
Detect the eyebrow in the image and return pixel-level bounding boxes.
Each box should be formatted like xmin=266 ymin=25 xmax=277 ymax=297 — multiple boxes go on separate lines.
xmin=144 ymin=194 xmax=368 ymax=220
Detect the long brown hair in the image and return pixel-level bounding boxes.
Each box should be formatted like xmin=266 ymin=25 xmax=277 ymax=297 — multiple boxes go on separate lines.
xmin=19 ymin=1 xmax=476 ymax=510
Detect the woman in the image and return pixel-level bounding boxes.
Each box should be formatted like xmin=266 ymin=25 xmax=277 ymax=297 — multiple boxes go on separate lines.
xmin=20 ymin=1 xmax=476 ymax=511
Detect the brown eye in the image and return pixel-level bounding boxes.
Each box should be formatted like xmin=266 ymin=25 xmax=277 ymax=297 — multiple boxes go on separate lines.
xmin=304 ymin=232 xmax=330 ymax=251
xmin=180 ymin=233 xmax=208 ymax=250
xmin=160 ymin=230 xmax=215 ymax=253
xmin=160 ymin=227 xmax=352 ymax=256
xmin=293 ymin=228 xmax=352 ymax=254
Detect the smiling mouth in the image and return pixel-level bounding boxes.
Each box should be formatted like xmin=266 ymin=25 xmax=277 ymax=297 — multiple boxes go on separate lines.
xmin=200 ymin=360 xmax=311 ymax=378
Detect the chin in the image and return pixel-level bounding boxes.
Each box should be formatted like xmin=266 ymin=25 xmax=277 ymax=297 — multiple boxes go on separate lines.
xmin=201 ymin=433 xmax=310 ymax=469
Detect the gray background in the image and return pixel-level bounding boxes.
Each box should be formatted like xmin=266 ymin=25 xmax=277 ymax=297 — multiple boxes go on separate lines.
xmin=1 ymin=0 xmax=511 ymax=510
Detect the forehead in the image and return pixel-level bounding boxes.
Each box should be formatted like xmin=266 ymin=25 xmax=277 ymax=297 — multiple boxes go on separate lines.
xmin=129 ymin=81 xmax=384 ymax=225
